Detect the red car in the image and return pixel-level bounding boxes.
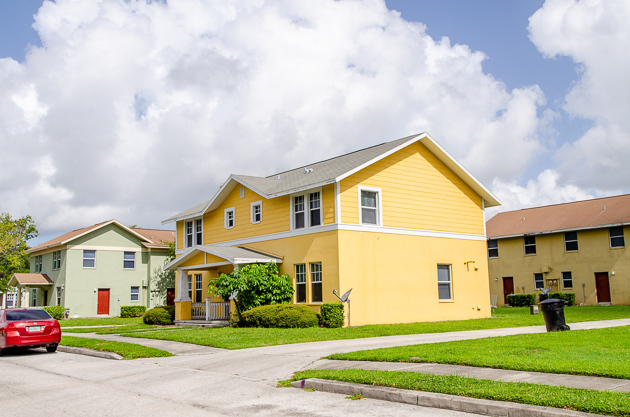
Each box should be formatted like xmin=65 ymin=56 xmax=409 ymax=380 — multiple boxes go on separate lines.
xmin=0 ymin=308 xmax=61 ymax=355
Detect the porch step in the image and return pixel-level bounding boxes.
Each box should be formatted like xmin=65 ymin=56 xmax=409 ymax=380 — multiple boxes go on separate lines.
xmin=174 ymin=320 xmax=229 ymax=328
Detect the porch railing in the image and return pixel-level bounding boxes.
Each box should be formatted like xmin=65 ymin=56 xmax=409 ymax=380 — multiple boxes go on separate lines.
xmin=191 ymin=300 xmax=230 ymax=320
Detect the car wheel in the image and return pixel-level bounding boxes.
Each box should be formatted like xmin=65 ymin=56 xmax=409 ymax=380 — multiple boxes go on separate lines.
xmin=46 ymin=344 xmax=58 ymax=353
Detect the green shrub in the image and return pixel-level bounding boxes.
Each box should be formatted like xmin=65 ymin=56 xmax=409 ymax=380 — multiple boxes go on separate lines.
xmin=539 ymin=292 xmax=576 ymax=306
xmin=506 ymin=293 xmax=536 ymax=307
xmin=142 ymin=307 xmax=173 ymax=325
xmin=161 ymin=305 xmax=175 ymax=321
xmin=43 ymin=305 xmax=66 ymax=320
xmin=319 ymin=303 xmax=345 ymax=328
xmin=120 ymin=305 xmax=146 ymax=318
xmin=241 ymin=304 xmax=318 ymax=328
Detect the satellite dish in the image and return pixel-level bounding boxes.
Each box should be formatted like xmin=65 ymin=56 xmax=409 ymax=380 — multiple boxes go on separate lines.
xmin=229 ymin=290 xmax=238 ymax=300
xmin=540 ymin=287 xmax=551 ymax=295
xmin=340 ymin=288 xmax=353 ymax=302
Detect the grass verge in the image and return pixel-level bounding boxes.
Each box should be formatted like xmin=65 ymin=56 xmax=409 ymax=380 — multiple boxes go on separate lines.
xmin=328 ymin=325 xmax=630 ymax=379
xmin=60 ymin=317 xmax=143 ymax=327
xmin=60 ymin=336 xmax=173 ymax=359
xmin=121 ymin=306 xmax=630 ymax=350
xmin=289 ymin=369 xmax=630 ymax=416
xmin=63 ymin=324 xmax=166 ymax=334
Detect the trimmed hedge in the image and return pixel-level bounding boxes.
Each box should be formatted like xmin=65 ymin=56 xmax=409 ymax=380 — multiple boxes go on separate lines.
xmin=319 ymin=303 xmax=345 ymax=328
xmin=43 ymin=305 xmax=66 ymax=320
xmin=120 ymin=305 xmax=147 ymax=318
xmin=161 ymin=305 xmax=175 ymax=321
xmin=539 ymin=292 xmax=576 ymax=306
xmin=240 ymin=304 xmax=319 ymax=328
xmin=506 ymin=293 xmax=536 ymax=307
xmin=142 ymin=307 xmax=173 ymax=325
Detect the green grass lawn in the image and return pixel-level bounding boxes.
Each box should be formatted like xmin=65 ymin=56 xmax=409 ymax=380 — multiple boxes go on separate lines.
xmin=60 ymin=317 xmax=143 ymax=327
xmin=328 ymin=325 xmax=630 ymax=379
xmin=63 ymin=324 xmax=165 ymax=334
xmin=60 ymin=336 xmax=173 ymax=359
xmin=288 ymin=369 xmax=630 ymax=417
xmin=120 ymin=305 xmax=630 ymax=350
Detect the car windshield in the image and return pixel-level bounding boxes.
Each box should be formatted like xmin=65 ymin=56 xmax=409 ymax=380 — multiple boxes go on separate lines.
xmin=5 ymin=310 xmax=53 ymax=321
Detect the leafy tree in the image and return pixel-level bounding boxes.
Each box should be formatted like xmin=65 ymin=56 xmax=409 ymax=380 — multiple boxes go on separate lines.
xmin=149 ymin=240 xmax=176 ymax=303
xmin=0 ymin=211 xmax=38 ymax=293
xmin=208 ymin=262 xmax=294 ymax=316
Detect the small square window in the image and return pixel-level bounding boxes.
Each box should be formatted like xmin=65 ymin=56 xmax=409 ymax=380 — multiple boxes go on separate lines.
xmin=564 ymin=232 xmax=578 ymax=252
xmin=225 ymin=208 xmax=235 ymax=229
xmin=251 ymin=201 xmax=262 ymax=224
xmin=295 ymin=264 xmax=306 ymax=303
xmin=562 ymin=271 xmax=573 ymax=289
xmin=488 ymin=240 xmax=498 ymax=258
xmin=534 ymin=273 xmax=544 ymax=289
xmin=130 ymin=286 xmax=139 ymax=302
xmin=83 ymin=250 xmax=96 ymax=268
xmin=524 ymin=236 xmax=536 ymax=255
xmin=437 ymin=265 xmax=452 ymax=300
xmin=124 ymin=252 xmax=135 ymax=269
xmin=610 ymin=227 xmax=625 ymax=248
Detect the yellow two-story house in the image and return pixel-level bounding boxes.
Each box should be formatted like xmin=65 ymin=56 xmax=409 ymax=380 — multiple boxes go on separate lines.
xmin=163 ymin=133 xmax=500 ymax=326
xmin=487 ymin=194 xmax=630 ymax=306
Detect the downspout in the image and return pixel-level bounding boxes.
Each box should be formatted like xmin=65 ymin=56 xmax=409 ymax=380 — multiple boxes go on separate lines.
xmin=146 ymin=248 xmax=151 ymax=309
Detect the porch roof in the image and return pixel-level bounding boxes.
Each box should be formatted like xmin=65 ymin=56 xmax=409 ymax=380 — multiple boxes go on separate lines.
xmin=8 ymin=273 xmax=54 ymax=287
xmin=165 ymin=245 xmax=283 ymax=270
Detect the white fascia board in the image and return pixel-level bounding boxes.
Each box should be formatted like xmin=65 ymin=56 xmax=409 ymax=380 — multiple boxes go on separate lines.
xmin=60 ymin=220 xmax=153 ymax=246
xmin=233 ymin=258 xmax=283 ymax=265
xmin=164 ymin=247 xmax=200 ymax=270
xmin=266 ymin=179 xmax=337 ymax=199
xmin=334 ymin=134 xmax=425 ymax=183
xmin=179 ymin=261 xmax=232 ymax=270
xmin=489 ymin=222 xmax=630 ymax=240
xmin=419 ymin=134 xmax=501 ymax=208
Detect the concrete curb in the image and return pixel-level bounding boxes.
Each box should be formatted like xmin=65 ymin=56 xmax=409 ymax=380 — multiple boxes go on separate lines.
xmin=291 ymin=378 xmax=601 ymax=417
xmin=58 ymin=345 xmax=123 ymax=360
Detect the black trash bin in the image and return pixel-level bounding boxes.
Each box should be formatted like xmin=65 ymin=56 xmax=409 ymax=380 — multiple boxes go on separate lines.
xmin=539 ymin=298 xmax=570 ymax=332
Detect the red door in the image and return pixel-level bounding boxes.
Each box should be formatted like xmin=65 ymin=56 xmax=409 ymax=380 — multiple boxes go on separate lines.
xmin=166 ymin=288 xmax=175 ymax=306
xmin=595 ymin=273 xmax=611 ymax=303
xmin=97 ymin=289 xmax=110 ymax=315
xmin=502 ymin=277 xmax=514 ymax=305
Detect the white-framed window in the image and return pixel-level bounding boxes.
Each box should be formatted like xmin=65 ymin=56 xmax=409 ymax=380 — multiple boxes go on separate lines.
xmin=185 ymin=220 xmax=193 ymax=247
xmin=564 ymin=232 xmax=578 ymax=252
xmin=56 ymin=287 xmax=62 ymax=306
xmin=130 ymin=286 xmax=140 ymax=302
xmin=291 ymin=190 xmax=323 ymax=230
xmin=195 ymin=274 xmax=203 ymax=303
xmin=195 ymin=219 xmax=203 ymax=245
xmin=295 ymin=264 xmax=306 ymax=303
xmin=534 ymin=273 xmax=544 ymax=289
xmin=359 ymin=186 xmax=382 ymax=226
xmin=524 ymin=236 xmax=536 ymax=255
xmin=187 ymin=274 xmax=192 ymax=299
xmin=610 ymin=227 xmax=625 ymax=248
xmin=488 ymin=240 xmax=498 ymax=258
xmin=123 ymin=252 xmax=135 ymax=269
xmin=6 ymin=294 xmax=15 ymax=308
xmin=52 ymin=251 xmax=62 ymax=270
xmin=34 ymin=255 xmax=43 ymax=272
xmin=83 ymin=250 xmax=96 ymax=268
xmin=224 ymin=208 xmax=235 ymax=229
xmin=240 ymin=187 xmax=245 ymax=198
xmin=310 ymin=262 xmax=322 ymax=303
xmin=437 ymin=264 xmax=452 ymax=301
xmin=30 ymin=288 xmax=37 ymax=307
xmin=251 ymin=201 xmax=262 ymax=224
xmin=562 ymin=271 xmax=573 ymax=289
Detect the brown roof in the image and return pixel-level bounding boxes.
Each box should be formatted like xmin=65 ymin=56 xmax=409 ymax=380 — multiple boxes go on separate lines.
xmin=487 ymin=194 xmax=630 ymax=238
xmin=27 ymin=220 xmax=175 ymax=253
xmin=9 ymin=273 xmax=54 ymax=286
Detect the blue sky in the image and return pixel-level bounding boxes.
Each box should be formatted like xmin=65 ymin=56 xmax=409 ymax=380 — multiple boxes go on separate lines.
xmin=0 ymin=0 xmax=628 ymax=245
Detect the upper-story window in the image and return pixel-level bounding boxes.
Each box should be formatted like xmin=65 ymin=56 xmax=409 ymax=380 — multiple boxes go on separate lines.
xmin=83 ymin=250 xmax=96 ymax=268
xmin=34 ymin=255 xmax=42 ymax=272
xmin=564 ymin=232 xmax=578 ymax=252
xmin=610 ymin=226 xmax=625 ymax=248
xmin=251 ymin=201 xmax=262 ymax=224
xmin=123 ymin=252 xmax=135 ymax=269
xmin=185 ymin=219 xmax=203 ymax=247
xmin=292 ymin=190 xmax=323 ymax=230
xmin=359 ymin=187 xmax=381 ymax=226
xmin=52 ymin=251 xmax=62 ymax=270
xmin=225 ymin=208 xmax=235 ymax=229
xmin=487 ymin=240 xmax=498 ymax=258
xmin=195 ymin=219 xmax=203 ymax=245
xmin=185 ymin=221 xmax=193 ymax=247
xmin=524 ymin=236 xmax=536 ymax=255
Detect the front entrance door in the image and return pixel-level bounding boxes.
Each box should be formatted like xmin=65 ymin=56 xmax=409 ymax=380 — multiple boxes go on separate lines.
xmin=97 ymin=289 xmax=110 ymax=315
xmin=43 ymin=290 xmax=48 ymax=306
xmin=595 ymin=273 xmax=611 ymax=304
xmin=166 ymin=288 xmax=175 ymax=306
xmin=502 ymin=277 xmax=514 ymax=305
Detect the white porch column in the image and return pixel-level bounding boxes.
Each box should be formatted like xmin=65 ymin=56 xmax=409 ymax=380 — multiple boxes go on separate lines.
xmin=174 ymin=268 xmax=191 ymax=302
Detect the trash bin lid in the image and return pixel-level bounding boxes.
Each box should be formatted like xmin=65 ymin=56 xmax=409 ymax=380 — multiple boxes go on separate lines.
xmin=539 ymin=298 xmax=563 ymax=304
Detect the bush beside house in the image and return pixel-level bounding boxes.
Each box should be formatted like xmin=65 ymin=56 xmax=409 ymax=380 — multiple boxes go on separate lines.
xmin=240 ymin=305 xmax=319 ymax=328
xmin=319 ymin=303 xmax=344 ymax=327
xmin=539 ymin=292 xmax=576 ymax=306
xmin=506 ymin=294 xmax=537 ymax=307
xmin=142 ymin=307 xmax=173 ymax=325
xmin=43 ymin=305 xmax=65 ymax=320
xmin=120 ymin=305 xmax=146 ymax=318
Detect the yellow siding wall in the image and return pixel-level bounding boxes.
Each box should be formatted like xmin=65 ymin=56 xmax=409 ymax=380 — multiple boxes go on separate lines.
xmin=488 ymin=226 xmax=630 ymax=306
xmin=322 ymin=184 xmax=336 ymax=225
xmin=176 ymin=221 xmax=184 ymax=250
xmin=340 ymin=142 xmax=484 ymax=235
xmin=338 ymin=230 xmax=491 ymax=325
